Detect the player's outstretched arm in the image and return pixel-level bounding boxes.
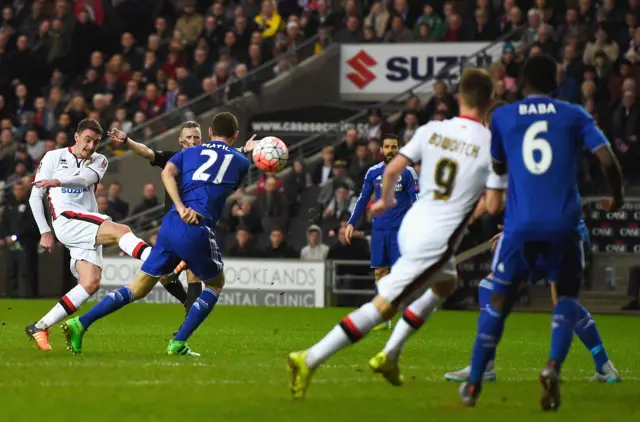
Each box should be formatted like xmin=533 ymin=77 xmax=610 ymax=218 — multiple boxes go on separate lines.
xmin=346 ymin=172 xmax=374 ymax=230
xmin=107 ymin=128 xmax=155 ymax=161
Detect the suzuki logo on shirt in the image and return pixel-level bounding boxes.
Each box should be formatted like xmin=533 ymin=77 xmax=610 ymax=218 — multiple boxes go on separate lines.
xmin=61 ymin=187 xmax=92 ymax=194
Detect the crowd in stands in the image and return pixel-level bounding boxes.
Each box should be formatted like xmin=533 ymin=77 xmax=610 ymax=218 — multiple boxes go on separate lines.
xmin=0 ymin=0 xmax=326 ymax=195
xmin=4 ymin=0 xmax=640 ymax=253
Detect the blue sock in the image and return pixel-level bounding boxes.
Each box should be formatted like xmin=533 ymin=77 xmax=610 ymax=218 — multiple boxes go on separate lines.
xmin=573 ymin=304 xmax=609 ymax=373
xmin=477 ymin=280 xmax=499 ymax=362
xmin=174 ymin=288 xmax=220 ymax=342
xmin=79 ymin=287 xmax=134 ymax=329
xmin=469 ymin=304 xmax=504 ymax=383
xmin=549 ymin=297 xmax=581 ymax=369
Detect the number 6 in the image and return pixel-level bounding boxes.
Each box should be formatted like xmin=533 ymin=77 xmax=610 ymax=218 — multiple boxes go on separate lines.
xmin=523 ymin=120 xmax=552 ymax=175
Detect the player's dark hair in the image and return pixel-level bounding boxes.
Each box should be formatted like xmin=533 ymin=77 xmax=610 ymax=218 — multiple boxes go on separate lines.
xmin=76 ymin=119 xmax=104 ymax=136
xmin=237 ymin=225 xmax=250 ymax=233
xmin=459 ymin=67 xmax=494 ymax=113
xmin=484 ymin=100 xmax=508 ymax=127
xmin=522 ymin=54 xmax=558 ymax=95
xmin=211 ymin=112 xmax=238 ymax=139
xmin=180 ymin=120 xmax=200 ymax=131
xmin=382 ymin=134 xmax=399 ymax=145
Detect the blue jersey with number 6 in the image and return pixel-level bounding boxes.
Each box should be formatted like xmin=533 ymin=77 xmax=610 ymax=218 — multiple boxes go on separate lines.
xmin=140 ymin=140 xmax=249 ymax=281
xmin=491 ymin=98 xmax=608 ymax=240
xmin=168 ymin=140 xmax=250 ymax=223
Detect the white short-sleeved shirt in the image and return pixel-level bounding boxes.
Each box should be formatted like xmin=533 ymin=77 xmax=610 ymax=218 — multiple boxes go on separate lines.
xmin=400 ymin=117 xmax=502 ymax=224
xmin=35 ymin=147 xmax=108 ymax=218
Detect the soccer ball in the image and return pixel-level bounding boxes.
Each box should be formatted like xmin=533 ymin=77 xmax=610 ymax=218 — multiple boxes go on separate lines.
xmin=252 ymin=137 xmax=289 ymax=172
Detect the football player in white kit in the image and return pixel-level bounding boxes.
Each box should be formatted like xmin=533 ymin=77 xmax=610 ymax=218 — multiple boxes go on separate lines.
xmin=287 ymin=68 xmax=498 ymax=399
xmin=25 ymin=119 xmax=158 ymax=350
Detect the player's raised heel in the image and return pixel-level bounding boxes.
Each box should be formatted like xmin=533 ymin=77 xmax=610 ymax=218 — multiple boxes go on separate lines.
xmin=369 ymin=352 xmax=404 ymax=386
xmin=288 ymin=351 xmax=313 ymax=400
xmin=539 ymin=367 xmax=561 ymax=411
xmin=459 ymin=381 xmax=482 ymax=407
xmin=25 ymin=323 xmax=52 ymax=351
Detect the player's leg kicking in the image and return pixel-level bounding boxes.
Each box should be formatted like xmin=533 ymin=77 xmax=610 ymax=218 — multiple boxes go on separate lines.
xmin=60 ymin=211 xmax=223 ymax=355
xmin=25 ymin=213 xmax=157 ymax=350
xmin=287 ymin=210 xmax=466 ymax=399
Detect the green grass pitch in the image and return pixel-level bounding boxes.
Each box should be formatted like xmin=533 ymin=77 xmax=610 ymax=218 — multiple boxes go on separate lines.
xmin=1 ymin=300 xmax=639 ymax=422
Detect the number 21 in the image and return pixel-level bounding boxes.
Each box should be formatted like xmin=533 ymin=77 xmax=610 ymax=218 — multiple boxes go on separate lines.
xmin=193 ymin=150 xmax=234 ymax=183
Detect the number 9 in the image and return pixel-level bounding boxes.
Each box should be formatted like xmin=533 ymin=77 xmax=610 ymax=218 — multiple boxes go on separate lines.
xmin=433 ymin=158 xmax=458 ymax=200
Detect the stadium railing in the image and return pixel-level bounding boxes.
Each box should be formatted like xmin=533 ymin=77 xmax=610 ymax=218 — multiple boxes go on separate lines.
xmin=244 ymin=26 xmax=529 ymax=185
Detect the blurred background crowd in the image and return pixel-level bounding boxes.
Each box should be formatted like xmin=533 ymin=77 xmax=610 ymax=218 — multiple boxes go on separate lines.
xmin=1 ymin=0 xmax=640 ymax=308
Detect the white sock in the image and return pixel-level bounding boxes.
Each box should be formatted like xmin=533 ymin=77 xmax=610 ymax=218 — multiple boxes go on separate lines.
xmin=382 ymin=288 xmax=444 ymax=360
xmin=118 ymin=232 xmax=152 ymax=261
xmin=36 ymin=285 xmax=92 ymax=329
xmin=306 ymin=302 xmax=383 ymax=369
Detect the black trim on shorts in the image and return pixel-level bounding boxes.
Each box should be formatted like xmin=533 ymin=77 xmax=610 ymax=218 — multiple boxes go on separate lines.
xmin=390 ymin=202 xmax=478 ymax=307
xmin=61 ymin=211 xmax=104 ymax=226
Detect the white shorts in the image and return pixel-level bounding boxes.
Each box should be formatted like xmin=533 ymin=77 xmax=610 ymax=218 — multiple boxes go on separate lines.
xmin=376 ymin=204 xmax=467 ymax=308
xmin=53 ymin=211 xmax=111 ymax=279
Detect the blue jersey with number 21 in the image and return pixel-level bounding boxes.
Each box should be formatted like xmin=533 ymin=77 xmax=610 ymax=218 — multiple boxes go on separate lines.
xmin=140 ymin=140 xmax=249 ymax=281
xmin=168 ymin=140 xmax=250 ymax=223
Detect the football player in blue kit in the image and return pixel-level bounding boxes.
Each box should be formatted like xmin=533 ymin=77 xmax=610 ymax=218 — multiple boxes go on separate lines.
xmin=444 ymin=104 xmax=621 ymax=385
xmin=61 ymin=113 xmax=251 ymax=356
xmin=459 ymin=55 xmax=625 ymax=410
xmin=345 ymin=135 xmax=419 ymax=330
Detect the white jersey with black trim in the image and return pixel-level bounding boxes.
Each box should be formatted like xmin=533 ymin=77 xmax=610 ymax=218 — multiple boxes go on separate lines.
xmin=34 ymin=147 xmax=108 ymax=217
xmin=399 ymin=117 xmax=504 ymax=225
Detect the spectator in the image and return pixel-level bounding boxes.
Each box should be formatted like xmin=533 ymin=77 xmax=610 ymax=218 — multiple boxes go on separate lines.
xmin=360 ymin=108 xmax=391 ymax=142
xmin=226 ymin=226 xmax=263 ymax=257
xmin=384 ymin=15 xmax=412 ymax=43
xmin=536 ymin=25 xmax=558 ymax=57
xmin=323 ymin=183 xmax=356 ymax=221
xmin=255 ymin=0 xmax=284 ymax=39
xmin=364 ymin=1 xmax=390 ymax=39
xmin=327 ymin=224 xmax=370 ymax=260
xmin=348 ymin=142 xmax=374 ymax=188
xmin=283 ymin=157 xmax=312 ymax=199
xmin=263 ymin=227 xmax=297 ymax=258
xmin=132 ymin=183 xmax=160 ymax=216
xmin=175 ymin=3 xmax=204 ymax=44
xmin=611 ymin=89 xmax=640 ymax=176
xmin=97 ymin=195 xmax=123 ymax=222
xmin=300 ymin=224 xmax=329 ymax=261
xmin=398 ymin=111 xmax=419 ymax=144
xmin=557 ymin=8 xmax=588 ymax=48
xmin=560 ymin=42 xmax=585 ymax=83
xmin=312 ymin=146 xmax=335 ymax=185
xmin=443 ymin=13 xmax=469 ymax=42
xmin=256 ymin=171 xmax=284 ymax=194
xmin=333 ymin=15 xmax=363 ymax=43
xmin=424 ymin=79 xmax=458 ymax=120
xmin=107 ymin=181 xmax=129 ymax=218
xmin=473 ymin=7 xmax=497 ymax=41
xmin=0 ymin=181 xmax=39 ymax=298
xmin=521 ymin=9 xmax=551 ymax=45
xmin=24 ymin=129 xmax=44 ymax=162
xmin=228 ymin=196 xmax=262 ymax=234
xmin=584 ymin=25 xmax=620 ymax=66
xmin=335 ymin=127 xmax=359 ymax=163
xmin=414 ymin=4 xmax=444 ymax=40
xmin=319 ymin=160 xmax=356 ymax=205
xmin=95 ymin=183 xmax=106 ymax=198
xmin=256 ymin=176 xmax=289 ymax=232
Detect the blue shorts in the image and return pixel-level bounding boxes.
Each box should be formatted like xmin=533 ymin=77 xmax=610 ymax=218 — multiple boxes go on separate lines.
xmin=140 ymin=211 xmax=223 ymax=281
xmin=492 ymin=229 xmax=585 ymax=297
xmin=529 ymin=223 xmax=590 ymax=283
xmin=370 ymin=228 xmax=400 ymax=268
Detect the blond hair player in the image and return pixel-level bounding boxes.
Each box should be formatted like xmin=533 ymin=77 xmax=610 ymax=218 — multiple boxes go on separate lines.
xmin=287 ymin=68 xmax=497 ymax=399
